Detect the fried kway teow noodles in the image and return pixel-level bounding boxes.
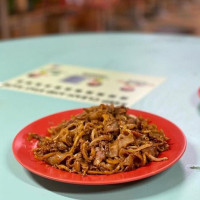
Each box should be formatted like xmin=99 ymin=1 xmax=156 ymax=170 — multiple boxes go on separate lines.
xmin=29 ymin=104 xmax=169 ymax=175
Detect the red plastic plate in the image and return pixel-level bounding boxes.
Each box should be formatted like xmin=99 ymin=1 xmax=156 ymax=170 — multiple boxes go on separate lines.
xmin=12 ymin=108 xmax=186 ymax=185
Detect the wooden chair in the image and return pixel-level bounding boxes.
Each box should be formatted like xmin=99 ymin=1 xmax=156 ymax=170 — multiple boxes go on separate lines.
xmin=0 ymin=0 xmax=10 ymax=39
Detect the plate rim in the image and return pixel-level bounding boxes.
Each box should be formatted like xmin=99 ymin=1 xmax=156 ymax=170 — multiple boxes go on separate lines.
xmin=12 ymin=108 xmax=187 ymax=185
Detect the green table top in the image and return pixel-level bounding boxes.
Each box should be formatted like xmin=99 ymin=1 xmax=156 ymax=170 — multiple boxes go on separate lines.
xmin=0 ymin=33 xmax=199 ymax=200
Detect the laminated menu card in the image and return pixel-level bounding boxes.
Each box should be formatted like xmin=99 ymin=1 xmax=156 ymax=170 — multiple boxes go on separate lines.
xmin=1 ymin=64 xmax=165 ymax=106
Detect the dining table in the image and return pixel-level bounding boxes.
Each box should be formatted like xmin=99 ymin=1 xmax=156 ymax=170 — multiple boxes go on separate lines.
xmin=0 ymin=33 xmax=199 ymax=200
